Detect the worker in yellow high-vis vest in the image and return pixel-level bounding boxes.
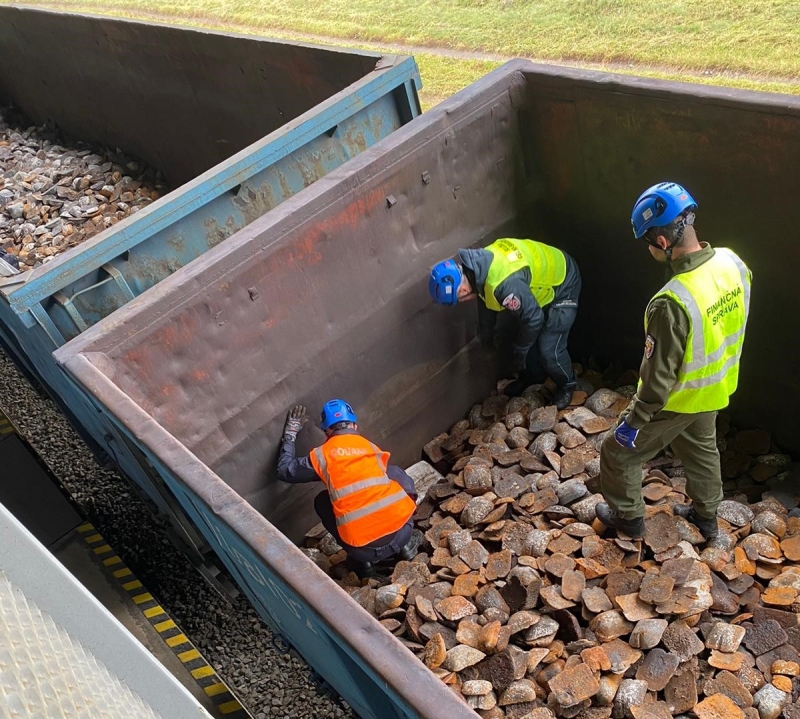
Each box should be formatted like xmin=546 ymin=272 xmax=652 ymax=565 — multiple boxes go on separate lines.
xmin=596 ymin=182 xmax=752 ymax=541
xmin=429 ymin=239 xmax=581 ymax=409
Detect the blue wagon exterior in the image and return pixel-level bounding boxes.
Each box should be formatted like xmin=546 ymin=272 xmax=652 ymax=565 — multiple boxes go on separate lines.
xmin=0 ymin=7 xmax=421 ymax=559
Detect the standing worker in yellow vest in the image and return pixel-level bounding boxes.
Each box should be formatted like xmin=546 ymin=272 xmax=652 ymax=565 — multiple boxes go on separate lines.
xmin=429 ymin=239 xmax=581 ymax=409
xmin=596 ymin=182 xmax=752 ymax=540
xmin=277 ymin=400 xmax=421 ymax=577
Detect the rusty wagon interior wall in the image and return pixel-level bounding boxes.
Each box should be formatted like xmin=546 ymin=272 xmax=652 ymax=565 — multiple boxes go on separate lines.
xmin=54 ymin=67 xmax=531 ymax=541
xmin=514 ymin=72 xmax=800 ymax=453
xmin=55 ymin=62 xmax=800 ymax=545
xmin=0 ymin=6 xmax=379 ymax=185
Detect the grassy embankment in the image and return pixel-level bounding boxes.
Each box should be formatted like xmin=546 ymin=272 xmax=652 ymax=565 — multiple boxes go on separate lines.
xmin=10 ymin=0 xmax=800 ymax=108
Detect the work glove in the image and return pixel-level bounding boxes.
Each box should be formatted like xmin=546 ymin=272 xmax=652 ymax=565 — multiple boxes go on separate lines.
xmin=283 ymin=405 xmax=306 ymax=443
xmin=614 ymin=420 xmax=639 ymax=450
xmin=497 ymin=352 xmax=525 ymax=381
xmin=508 ymin=352 xmax=526 ymax=377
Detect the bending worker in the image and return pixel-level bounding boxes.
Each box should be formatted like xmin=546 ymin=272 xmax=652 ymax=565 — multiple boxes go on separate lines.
xmin=429 ymin=238 xmax=581 ymax=408
xmin=277 ymin=400 xmax=421 ymax=577
xmin=596 ymin=182 xmax=752 ymax=540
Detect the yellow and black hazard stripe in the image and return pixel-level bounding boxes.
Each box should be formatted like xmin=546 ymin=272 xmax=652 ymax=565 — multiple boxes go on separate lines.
xmin=77 ymin=521 xmax=250 ymax=718
xmin=0 ymin=408 xmax=16 ymax=436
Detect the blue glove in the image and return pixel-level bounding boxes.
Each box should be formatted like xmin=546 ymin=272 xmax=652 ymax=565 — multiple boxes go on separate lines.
xmin=614 ymin=420 xmax=639 ymax=449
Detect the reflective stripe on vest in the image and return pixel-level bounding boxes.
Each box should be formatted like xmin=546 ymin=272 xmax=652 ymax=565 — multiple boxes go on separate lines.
xmin=482 ymin=239 xmax=567 ymax=311
xmin=336 ymin=488 xmax=412 ymax=526
xmin=646 ymin=247 xmax=751 ymax=413
xmin=311 ymin=447 xmax=392 ymax=501
xmin=309 ymin=434 xmax=416 ymax=547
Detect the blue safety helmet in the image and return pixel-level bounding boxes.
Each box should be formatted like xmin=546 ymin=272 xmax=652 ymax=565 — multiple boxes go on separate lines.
xmin=631 ymin=182 xmax=698 ymax=239
xmin=320 ymin=399 xmax=357 ymax=430
xmin=429 ymin=259 xmax=462 ymax=306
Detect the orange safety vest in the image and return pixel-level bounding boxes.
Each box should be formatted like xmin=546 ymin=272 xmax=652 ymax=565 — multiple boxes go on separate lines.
xmin=309 ymin=433 xmax=416 ymax=547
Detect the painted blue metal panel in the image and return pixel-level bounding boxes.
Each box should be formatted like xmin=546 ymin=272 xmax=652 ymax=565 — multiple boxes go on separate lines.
xmin=0 ymin=47 xmax=420 ymax=556
xmin=165 ymin=478 xmax=414 ymax=719
xmin=52 ymin=356 xmax=474 ymax=719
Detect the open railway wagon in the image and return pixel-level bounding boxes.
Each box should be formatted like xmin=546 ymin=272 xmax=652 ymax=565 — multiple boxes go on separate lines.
xmin=54 ymin=61 xmax=799 ymax=717
xmin=0 ymin=6 xmax=421 ymax=571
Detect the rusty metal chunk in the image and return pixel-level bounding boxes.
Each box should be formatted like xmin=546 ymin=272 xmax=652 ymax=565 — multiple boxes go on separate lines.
xmin=643 ymin=513 xmax=681 ymax=553
xmin=661 ymin=619 xmax=704 ymax=661
xmin=743 ymin=619 xmax=789 ymax=656
xmin=548 ymin=663 xmax=600 ymax=707
xmin=664 ymin=665 xmax=698 ymax=714
xmin=602 ymin=638 xmax=642 ymax=674
xmin=475 ymin=650 xmax=516 ymax=692
xmin=638 ymin=571 xmax=675 ymax=604
xmin=694 ymin=694 xmax=746 ymax=719
xmin=423 ymin=633 xmax=447 ymax=669
xmin=630 ymin=703 xmax=673 ymax=719
xmin=635 ymin=648 xmax=679 ymax=691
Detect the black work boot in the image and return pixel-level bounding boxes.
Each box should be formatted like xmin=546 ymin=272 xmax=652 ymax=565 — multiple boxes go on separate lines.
xmin=552 ymin=383 xmax=577 ymax=411
xmin=345 ymin=557 xmax=380 ymax=579
xmin=398 ymin=529 xmax=423 ymax=562
xmin=595 ymin=502 xmax=645 ymax=539
xmin=504 ymin=372 xmax=535 ymax=398
xmin=672 ymin=503 xmax=719 ymax=539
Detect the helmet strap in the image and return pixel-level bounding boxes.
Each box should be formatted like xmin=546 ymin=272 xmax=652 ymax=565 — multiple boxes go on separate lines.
xmin=462 ymin=266 xmax=475 ymax=292
xmin=645 ymin=210 xmax=695 ymax=267
xmin=672 ymin=211 xmax=695 ymax=246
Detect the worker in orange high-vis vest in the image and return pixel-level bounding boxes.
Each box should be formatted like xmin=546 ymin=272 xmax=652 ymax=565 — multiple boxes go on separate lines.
xmin=277 ymin=399 xmax=422 ymax=577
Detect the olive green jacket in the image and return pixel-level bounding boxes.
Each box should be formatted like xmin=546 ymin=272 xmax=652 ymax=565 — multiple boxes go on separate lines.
xmin=626 ymin=243 xmax=717 ymax=430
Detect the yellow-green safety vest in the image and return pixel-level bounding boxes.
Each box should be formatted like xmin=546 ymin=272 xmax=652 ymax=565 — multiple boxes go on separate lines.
xmin=647 ymin=247 xmax=751 ymax=413
xmin=482 ymin=239 xmax=567 ymax=311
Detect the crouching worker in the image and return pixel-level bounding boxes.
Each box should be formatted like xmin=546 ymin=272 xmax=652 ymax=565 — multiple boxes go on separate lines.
xmin=277 ymin=400 xmax=422 ymax=577
xmin=429 ymin=238 xmax=581 ymax=408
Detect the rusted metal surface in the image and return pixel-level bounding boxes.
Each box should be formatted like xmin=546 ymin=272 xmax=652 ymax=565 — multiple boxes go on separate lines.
xmin=55 ymin=59 xmax=800 ymax=715
xmin=60 ymin=352 xmax=479 ymax=719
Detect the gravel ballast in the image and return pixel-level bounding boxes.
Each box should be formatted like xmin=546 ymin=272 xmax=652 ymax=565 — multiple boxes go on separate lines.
xmin=0 ymin=348 xmax=353 ymax=719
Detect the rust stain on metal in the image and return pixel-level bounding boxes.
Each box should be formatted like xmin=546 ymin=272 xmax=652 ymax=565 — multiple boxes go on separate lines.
xmin=277 ymin=171 xmax=293 ymax=203
xmin=343 ymin=127 xmax=368 ymax=156
xmin=235 ymin=182 xmax=279 ymax=227
xmin=203 ymin=217 xmax=232 ymax=250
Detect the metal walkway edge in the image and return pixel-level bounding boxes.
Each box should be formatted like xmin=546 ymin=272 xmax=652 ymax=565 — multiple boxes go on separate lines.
xmin=74 ymin=521 xmax=251 ymax=718
xmin=0 ymin=403 xmax=250 ymax=719
xmin=0 ymin=504 xmax=214 ymax=719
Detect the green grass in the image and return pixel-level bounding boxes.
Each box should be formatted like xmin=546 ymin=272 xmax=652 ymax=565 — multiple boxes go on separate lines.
xmin=408 ymin=55 xmax=505 ymax=109
xmin=8 ymin=0 xmax=800 ymax=108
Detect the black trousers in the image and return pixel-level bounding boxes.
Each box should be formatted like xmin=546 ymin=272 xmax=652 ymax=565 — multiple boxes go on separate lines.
xmin=314 ymin=465 xmax=417 ymax=564
xmin=497 ymin=300 xmax=578 ymax=389
xmin=524 ymin=301 xmax=579 ymax=388
xmin=497 ymin=256 xmax=581 ymax=389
